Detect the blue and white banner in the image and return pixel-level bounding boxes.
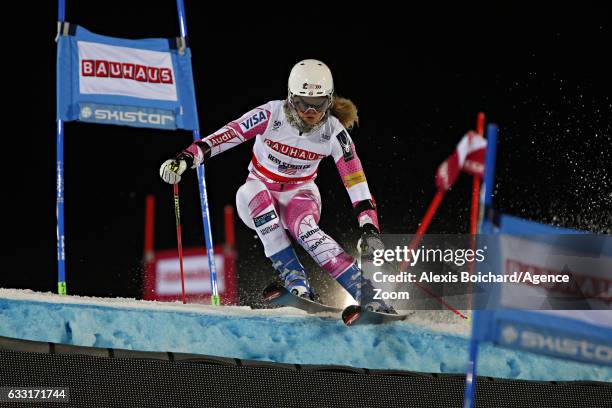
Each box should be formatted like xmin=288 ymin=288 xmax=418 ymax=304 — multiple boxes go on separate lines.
xmin=57 ymin=25 xmax=199 ymax=130
xmin=472 ymin=215 xmax=612 ymax=366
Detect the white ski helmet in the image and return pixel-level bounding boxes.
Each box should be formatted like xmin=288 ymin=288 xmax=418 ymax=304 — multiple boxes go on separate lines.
xmin=288 ymin=59 xmax=334 ymax=98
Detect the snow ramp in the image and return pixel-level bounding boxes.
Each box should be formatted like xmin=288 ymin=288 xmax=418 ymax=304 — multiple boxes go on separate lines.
xmin=0 ymin=288 xmax=610 ymax=382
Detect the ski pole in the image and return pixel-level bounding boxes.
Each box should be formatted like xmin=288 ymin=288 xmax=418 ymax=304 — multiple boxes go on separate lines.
xmin=172 ymin=182 xmax=187 ymax=304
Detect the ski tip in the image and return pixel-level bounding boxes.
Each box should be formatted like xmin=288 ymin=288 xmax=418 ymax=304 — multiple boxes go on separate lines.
xmin=342 ymin=305 xmax=362 ymax=326
xmin=262 ymin=282 xmax=284 ymax=302
xmin=342 ymin=305 xmax=411 ymax=325
xmin=343 ymin=311 xmax=360 ymax=326
xmin=263 ymin=289 xmax=282 ymax=302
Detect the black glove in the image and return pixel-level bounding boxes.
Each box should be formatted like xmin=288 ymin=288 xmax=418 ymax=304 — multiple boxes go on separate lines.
xmin=358 ymin=223 xmax=384 ymax=260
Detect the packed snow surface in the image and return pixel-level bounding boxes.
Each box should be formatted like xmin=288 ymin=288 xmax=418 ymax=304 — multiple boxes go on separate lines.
xmin=0 ymin=288 xmax=610 ymax=382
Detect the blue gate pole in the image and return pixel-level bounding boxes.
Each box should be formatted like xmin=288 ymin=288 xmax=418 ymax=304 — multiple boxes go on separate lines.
xmin=175 ymin=0 xmax=220 ymax=305
xmin=56 ymin=0 xmax=67 ymax=295
xmin=463 ymin=124 xmax=498 ymax=408
xmin=482 ymin=124 xmax=498 ymax=214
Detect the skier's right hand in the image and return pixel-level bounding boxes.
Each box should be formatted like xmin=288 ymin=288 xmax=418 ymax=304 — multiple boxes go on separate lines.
xmin=159 ymin=158 xmax=188 ymax=184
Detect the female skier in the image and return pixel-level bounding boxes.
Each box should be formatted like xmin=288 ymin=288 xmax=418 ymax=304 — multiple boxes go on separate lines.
xmin=160 ymin=59 xmax=392 ymax=312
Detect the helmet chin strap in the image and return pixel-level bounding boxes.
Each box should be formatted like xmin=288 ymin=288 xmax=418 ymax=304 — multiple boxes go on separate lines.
xmin=284 ymin=98 xmax=329 ymax=134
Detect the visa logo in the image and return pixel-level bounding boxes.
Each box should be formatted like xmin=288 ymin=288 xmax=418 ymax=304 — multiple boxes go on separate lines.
xmin=240 ymin=111 xmax=268 ymax=132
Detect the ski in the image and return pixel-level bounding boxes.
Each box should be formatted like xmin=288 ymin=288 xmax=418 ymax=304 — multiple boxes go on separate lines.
xmin=341 ymin=305 xmax=410 ymax=326
xmin=262 ymin=282 xmax=342 ymax=314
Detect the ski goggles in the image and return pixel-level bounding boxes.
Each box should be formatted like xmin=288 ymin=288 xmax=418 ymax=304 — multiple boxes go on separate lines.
xmin=291 ymin=95 xmax=331 ymax=113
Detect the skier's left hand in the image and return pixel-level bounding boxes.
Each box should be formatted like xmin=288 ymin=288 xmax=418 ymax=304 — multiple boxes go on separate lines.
xmin=358 ymin=223 xmax=384 ymax=260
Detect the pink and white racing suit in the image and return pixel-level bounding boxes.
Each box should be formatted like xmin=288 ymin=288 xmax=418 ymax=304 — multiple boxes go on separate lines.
xmin=183 ymin=100 xmax=379 ymax=280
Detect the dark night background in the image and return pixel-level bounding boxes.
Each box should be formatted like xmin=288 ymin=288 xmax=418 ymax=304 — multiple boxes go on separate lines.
xmin=3 ymin=3 xmax=610 ymax=306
